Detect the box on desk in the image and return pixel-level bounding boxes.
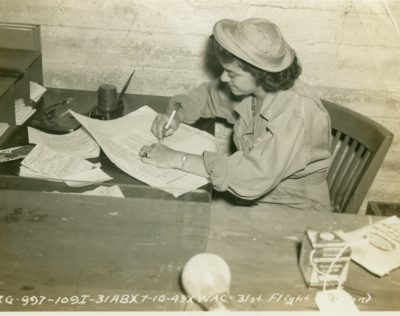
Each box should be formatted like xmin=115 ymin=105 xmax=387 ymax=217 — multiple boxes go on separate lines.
xmin=299 ymin=230 xmax=351 ymax=288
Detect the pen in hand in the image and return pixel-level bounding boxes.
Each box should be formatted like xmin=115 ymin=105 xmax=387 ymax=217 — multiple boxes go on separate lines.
xmin=161 ymin=110 xmax=177 ymax=142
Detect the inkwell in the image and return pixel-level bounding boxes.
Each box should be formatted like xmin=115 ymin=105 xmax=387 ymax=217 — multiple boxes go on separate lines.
xmin=90 ymin=69 xmax=135 ymax=120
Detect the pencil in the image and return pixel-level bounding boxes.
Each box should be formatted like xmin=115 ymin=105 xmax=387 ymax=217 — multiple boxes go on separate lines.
xmin=161 ymin=110 xmax=176 ymax=141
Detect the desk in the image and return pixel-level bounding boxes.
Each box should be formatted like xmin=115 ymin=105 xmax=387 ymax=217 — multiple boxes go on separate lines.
xmin=0 ymin=89 xmax=399 ymax=312
xmin=206 ymin=199 xmax=400 ymax=311
xmin=0 ymin=88 xmax=214 ymax=196
xmin=0 ymin=185 xmax=399 ymax=312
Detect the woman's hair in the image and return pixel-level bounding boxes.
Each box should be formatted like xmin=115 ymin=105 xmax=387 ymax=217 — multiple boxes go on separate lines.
xmin=211 ymin=36 xmax=302 ymax=92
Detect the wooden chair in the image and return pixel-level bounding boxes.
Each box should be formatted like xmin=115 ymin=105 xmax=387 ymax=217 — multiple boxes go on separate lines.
xmin=322 ymin=100 xmax=393 ymax=215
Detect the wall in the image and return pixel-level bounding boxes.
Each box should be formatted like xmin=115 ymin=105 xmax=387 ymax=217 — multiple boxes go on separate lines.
xmin=1 ymin=0 xmax=399 ymax=210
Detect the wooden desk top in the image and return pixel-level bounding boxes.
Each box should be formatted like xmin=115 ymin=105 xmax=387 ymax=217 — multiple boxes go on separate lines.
xmin=206 ymin=199 xmax=400 ymax=311
xmin=0 ymin=186 xmax=399 ymax=312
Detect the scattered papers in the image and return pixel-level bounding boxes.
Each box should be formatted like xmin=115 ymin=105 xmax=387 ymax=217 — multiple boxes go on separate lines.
xmin=20 ymin=143 xmax=95 ymax=180
xmin=339 ymin=216 xmax=400 ymax=277
xmin=63 ymin=168 xmax=113 ymax=187
xmin=81 ymin=185 xmax=124 ymax=198
xmin=20 ymin=143 xmax=111 ymax=187
xmin=30 ymin=81 xmax=46 ymax=103
xmin=70 ymin=106 xmax=218 ymax=197
xmin=0 ymin=123 xmax=9 ymax=138
xmin=28 ymin=127 xmax=100 ymax=159
xmin=15 ymin=98 xmax=36 ymax=125
xmin=0 ymin=145 xmax=34 ymax=163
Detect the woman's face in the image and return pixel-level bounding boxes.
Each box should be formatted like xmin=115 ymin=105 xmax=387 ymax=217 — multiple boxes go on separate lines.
xmin=219 ymin=60 xmax=259 ymax=96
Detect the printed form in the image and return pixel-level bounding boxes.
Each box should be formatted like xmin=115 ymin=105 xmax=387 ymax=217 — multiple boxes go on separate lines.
xmin=70 ymin=106 xmax=218 ymax=197
xmin=20 ymin=143 xmax=96 ymax=180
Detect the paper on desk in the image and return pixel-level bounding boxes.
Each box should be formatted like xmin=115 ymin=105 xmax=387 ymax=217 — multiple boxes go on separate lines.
xmin=81 ymin=185 xmax=124 ymax=198
xmin=15 ymin=98 xmax=36 ymax=125
xmin=28 ymin=127 xmax=100 ymax=159
xmin=70 ymin=106 xmax=218 ymax=197
xmin=30 ymin=81 xmax=47 ymax=102
xmin=339 ymin=216 xmax=400 ymax=277
xmin=63 ymin=168 xmax=113 ymax=187
xmin=20 ymin=143 xmax=97 ymax=181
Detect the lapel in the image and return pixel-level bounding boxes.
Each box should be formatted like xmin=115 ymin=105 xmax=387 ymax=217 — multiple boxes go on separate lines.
xmin=234 ymin=94 xmax=277 ymax=136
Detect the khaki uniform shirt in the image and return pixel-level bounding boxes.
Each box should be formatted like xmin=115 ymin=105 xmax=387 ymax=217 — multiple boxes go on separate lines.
xmin=170 ymin=79 xmax=332 ymax=211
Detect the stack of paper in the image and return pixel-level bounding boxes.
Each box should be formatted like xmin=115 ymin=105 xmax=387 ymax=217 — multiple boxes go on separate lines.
xmin=20 ymin=143 xmax=112 ymax=187
xmin=15 ymin=98 xmax=36 ymax=125
xmin=28 ymin=127 xmax=100 ymax=159
xmin=30 ymin=81 xmax=47 ymax=103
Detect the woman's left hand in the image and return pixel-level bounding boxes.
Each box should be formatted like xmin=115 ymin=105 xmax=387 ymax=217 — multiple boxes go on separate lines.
xmin=139 ymin=143 xmax=181 ymax=169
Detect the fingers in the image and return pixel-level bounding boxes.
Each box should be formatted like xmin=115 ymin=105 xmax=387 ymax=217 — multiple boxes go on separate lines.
xmin=151 ymin=114 xmax=168 ymax=140
xmin=139 ymin=143 xmax=162 ymax=167
xmin=139 ymin=144 xmax=153 ymax=158
xmin=164 ymin=128 xmax=173 ymax=137
xmin=139 ymin=150 xmax=148 ymax=158
xmin=151 ymin=113 xmax=180 ymax=140
xmin=164 ymin=123 xmax=177 ymax=137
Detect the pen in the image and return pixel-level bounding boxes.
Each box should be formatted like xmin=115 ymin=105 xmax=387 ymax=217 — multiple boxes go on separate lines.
xmin=44 ymin=98 xmax=74 ymax=115
xmin=161 ymin=110 xmax=177 ymax=142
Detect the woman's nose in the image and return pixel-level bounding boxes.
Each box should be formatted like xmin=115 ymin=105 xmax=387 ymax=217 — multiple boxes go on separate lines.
xmin=220 ymin=71 xmax=230 ymax=83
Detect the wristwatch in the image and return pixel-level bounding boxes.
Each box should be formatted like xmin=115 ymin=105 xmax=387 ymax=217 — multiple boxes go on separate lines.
xmin=181 ymin=153 xmax=188 ymax=169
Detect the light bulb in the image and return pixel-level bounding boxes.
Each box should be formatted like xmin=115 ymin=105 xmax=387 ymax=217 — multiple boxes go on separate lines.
xmin=181 ymin=253 xmax=231 ymax=311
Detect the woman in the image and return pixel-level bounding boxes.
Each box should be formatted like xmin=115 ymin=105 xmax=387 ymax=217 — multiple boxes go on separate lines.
xmin=140 ymin=18 xmax=332 ymax=212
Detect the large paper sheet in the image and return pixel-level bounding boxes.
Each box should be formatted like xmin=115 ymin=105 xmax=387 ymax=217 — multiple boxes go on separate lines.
xmin=339 ymin=216 xmax=400 ymax=277
xmin=70 ymin=106 xmax=218 ymax=197
xmin=28 ymin=126 xmax=100 ymax=159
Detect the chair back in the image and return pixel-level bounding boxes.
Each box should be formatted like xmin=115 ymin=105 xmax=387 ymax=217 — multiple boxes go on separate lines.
xmin=322 ymin=100 xmax=393 ymax=214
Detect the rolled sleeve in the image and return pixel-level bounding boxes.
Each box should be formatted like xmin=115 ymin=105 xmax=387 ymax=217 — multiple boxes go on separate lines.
xmin=168 ymin=80 xmax=237 ymax=125
xmin=203 ymin=151 xmax=230 ymax=191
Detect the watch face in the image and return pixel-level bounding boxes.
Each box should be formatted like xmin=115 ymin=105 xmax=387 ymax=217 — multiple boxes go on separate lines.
xmin=181 ymin=153 xmax=188 ymax=169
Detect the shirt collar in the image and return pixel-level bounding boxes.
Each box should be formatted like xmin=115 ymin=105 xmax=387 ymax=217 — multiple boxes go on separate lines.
xmin=234 ymin=93 xmax=277 ymax=123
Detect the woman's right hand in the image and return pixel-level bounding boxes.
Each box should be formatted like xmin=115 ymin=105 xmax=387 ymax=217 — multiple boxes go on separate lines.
xmin=151 ymin=112 xmax=180 ymax=140
xmin=151 ymin=95 xmax=193 ymax=139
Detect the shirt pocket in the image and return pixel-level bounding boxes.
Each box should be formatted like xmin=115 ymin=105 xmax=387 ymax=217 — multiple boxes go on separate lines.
xmin=251 ymin=119 xmax=272 ymax=148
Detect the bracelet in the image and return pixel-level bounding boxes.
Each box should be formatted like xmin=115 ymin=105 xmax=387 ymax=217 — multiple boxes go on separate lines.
xmin=180 ymin=153 xmax=188 ymax=169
